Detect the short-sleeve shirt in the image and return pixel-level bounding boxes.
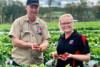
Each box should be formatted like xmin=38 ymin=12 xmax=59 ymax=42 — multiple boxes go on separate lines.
xmin=9 ymin=15 xmax=50 ymax=65
xmin=56 ymin=30 xmax=90 ymax=67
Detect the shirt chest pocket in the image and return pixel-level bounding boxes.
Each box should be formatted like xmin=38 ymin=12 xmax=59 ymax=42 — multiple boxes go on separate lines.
xmin=21 ymin=30 xmax=31 ymax=42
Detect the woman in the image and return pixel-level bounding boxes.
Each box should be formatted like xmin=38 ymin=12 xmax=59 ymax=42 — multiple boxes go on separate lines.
xmin=52 ymin=14 xmax=90 ymax=67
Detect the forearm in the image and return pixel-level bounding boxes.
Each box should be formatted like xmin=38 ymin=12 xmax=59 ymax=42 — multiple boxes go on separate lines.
xmin=40 ymin=40 xmax=48 ymax=47
xmin=12 ymin=37 xmax=32 ymax=48
xmin=70 ymin=53 xmax=90 ymax=61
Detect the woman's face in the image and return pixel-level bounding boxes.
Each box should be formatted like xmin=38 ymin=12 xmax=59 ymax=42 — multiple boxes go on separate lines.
xmin=60 ymin=17 xmax=74 ymax=33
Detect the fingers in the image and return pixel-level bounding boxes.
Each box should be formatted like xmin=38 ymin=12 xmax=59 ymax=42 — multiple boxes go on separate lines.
xmin=32 ymin=43 xmax=41 ymax=51
xmin=58 ymin=53 xmax=70 ymax=61
xmin=52 ymin=52 xmax=58 ymax=59
xmin=39 ymin=45 xmax=47 ymax=51
xmin=31 ymin=43 xmax=47 ymax=52
xmin=58 ymin=54 xmax=67 ymax=61
xmin=52 ymin=52 xmax=70 ymax=61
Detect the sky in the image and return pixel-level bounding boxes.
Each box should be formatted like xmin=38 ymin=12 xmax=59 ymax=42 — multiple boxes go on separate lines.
xmin=17 ymin=0 xmax=98 ymax=3
xmin=16 ymin=0 xmax=99 ymax=7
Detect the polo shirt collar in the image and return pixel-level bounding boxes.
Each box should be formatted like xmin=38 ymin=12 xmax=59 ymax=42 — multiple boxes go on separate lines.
xmin=61 ymin=30 xmax=79 ymax=39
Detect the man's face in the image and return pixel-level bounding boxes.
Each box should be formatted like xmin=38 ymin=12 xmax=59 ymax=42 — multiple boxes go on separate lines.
xmin=25 ymin=4 xmax=39 ymax=18
xmin=60 ymin=17 xmax=74 ymax=33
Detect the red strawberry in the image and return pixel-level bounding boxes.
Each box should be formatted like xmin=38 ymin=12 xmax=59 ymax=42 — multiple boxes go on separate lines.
xmin=54 ymin=53 xmax=58 ymax=58
xmin=64 ymin=53 xmax=69 ymax=57
xmin=59 ymin=55 xmax=65 ymax=59
xmin=32 ymin=45 xmax=38 ymax=49
xmin=59 ymin=53 xmax=69 ymax=60
xmin=61 ymin=55 xmax=66 ymax=59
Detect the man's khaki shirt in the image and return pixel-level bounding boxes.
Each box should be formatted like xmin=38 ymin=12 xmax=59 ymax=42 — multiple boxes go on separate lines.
xmin=9 ymin=15 xmax=50 ymax=65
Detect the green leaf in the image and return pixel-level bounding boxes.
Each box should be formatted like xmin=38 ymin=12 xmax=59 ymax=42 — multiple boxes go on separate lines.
xmin=30 ymin=64 xmax=38 ymax=67
xmin=65 ymin=64 xmax=70 ymax=67
xmin=39 ymin=64 xmax=47 ymax=67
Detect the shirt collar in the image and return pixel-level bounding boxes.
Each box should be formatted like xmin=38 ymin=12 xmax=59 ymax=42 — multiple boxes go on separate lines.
xmin=60 ymin=30 xmax=79 ymax=39
xmin=24 ymin=15 xmax=39 ymax=24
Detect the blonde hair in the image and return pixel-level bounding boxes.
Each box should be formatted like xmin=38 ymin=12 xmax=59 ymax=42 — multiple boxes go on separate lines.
xmin=59 ymin=14 xmax=74 ymax=22
xmin=58 ymin=14 xmax=74 ymax=31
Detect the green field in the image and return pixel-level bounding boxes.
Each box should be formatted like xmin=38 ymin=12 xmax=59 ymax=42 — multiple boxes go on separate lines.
xmin=0 ymin=21 xmax=100 ymax=66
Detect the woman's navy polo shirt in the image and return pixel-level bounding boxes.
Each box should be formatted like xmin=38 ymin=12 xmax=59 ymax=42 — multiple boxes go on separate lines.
xmin=56 ymin=30 xmax=90 ymax=67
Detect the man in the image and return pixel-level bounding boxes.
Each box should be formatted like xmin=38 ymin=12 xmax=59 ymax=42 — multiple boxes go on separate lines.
xmin=9 ymin=0 xmax=50 ymax=66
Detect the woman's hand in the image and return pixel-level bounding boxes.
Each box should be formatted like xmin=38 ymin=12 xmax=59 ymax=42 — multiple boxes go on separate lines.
xmin=52 ymin=51 xmax=58 ymax=59
xmin=58 ymin=53 xmax=71 ymax=61
xmin=52 ymin=51 xmax=72 ymax=61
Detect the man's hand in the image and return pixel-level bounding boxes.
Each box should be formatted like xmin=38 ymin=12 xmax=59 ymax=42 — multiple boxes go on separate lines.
xmin=31 ymin=43 xmax=41 ymax=51
xmin=39 ymin=44 xmax=48 ymax=52
xmin=39 ymin=40 xmax=48 ymax=52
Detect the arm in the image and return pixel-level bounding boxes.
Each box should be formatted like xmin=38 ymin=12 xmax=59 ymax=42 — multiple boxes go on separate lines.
xmin=12 ymin=36 xmax=39 ymax=49
xmin=69 ymin=53 xmax=90 ymax=61
xmin=69 ymin=35 xmax=90 ymax=61
xmin=9 ymin=20 xmax=39 ymax=49
xmin=58 ymin=53 xmax=90 ymax=61
xmin=9 ymin=19 xmax=32 ymax=48
xmin=39 ymin=19 xmax=50 ymax=51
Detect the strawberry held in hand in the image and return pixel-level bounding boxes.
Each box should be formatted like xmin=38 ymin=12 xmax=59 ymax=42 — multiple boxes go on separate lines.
xmin=58 ymin=52 xmax=69 ymax=61
xmin=54 ymin=53 xmax=58 ymax=58
xmin=32 ymin=43 xmax=40 ymax=51
xmin=52 ymin=52 xmax=58 ymax=59
xmin=32 ymin=45 xmax=38 ymax=48
xmin=64 ymin=53 xmax=69 ymax=57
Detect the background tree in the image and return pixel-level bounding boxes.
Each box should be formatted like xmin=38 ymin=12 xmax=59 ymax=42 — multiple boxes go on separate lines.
xmin=0 ymin=0 xmax=100 ymax=23
xmin=95 ymin=0 xmax=100 ymax=20
xmin=0 ymin=0 xmax=7 ymax=23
